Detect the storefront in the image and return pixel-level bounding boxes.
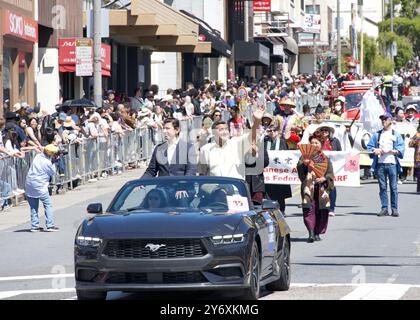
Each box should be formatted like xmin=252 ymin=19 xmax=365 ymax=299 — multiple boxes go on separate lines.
xmin=58 ymin=38 xmax=111 ymax=100
xmin=1 ymin=7 xmax=37 ymax=113
xmin=234 ymin=41 xmax=270 ymax=79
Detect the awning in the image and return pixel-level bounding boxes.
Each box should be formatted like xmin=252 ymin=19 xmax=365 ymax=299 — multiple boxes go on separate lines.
xmin=234 ymin=41 xmax=270 ymax=66
xmin=179 ymin=10 xmax=231 ymax=58
xmin=253 ymin=37 xmax=289 ymax=63
xmin=106 ymin=0 xmax=210 ymax=54
xmin=282 ymin=36 xmax=298 ymax=55
xmin=58 ymin=39 xmax=111 ymax=77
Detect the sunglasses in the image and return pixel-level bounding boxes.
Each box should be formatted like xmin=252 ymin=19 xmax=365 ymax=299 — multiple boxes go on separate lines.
xmin=320 ymin=129 xmax=329 ymax=132
xmin=266 ymin=129 xmax=273 ymax=133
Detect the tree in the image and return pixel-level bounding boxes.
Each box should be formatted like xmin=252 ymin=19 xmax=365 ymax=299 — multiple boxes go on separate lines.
xmin=385 ymin=0 xmax=419 ymax=19
xmin=378 ymin=17 xmax=420 ymax=56
xmin=357 ymin=33 xmax=378 ymax=74
xmin=372 ymin=55 xmax=395 ymax=75
xmin=378 ymin=31 xmax=414 ymax=68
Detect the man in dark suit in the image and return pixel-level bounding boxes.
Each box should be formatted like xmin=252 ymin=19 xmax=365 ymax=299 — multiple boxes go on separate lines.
xmin=142 ymin=118 xmax=197 ymax=178
xmin=264 ymin=123 xmax=292 ymax=216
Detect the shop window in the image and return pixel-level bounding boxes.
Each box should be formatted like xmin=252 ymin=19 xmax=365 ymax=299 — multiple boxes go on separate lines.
xmin=2 ymin=48 xmax=12 ymax=106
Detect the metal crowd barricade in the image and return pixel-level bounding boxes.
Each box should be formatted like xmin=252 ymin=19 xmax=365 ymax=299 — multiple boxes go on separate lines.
xmin=0 ymin=118 xmax=208 ymax=208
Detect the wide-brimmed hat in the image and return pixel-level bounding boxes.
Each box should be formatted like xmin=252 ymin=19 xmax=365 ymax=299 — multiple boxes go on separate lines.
xmin=279 ymin=98 xmax=296 ymax=107
xmin=11 ymin=103 xmax=22 ymax=112
xmin=317 ymin=123 xmax=335 ymax=135
xmin=63 ymin=116 xmax=75 ymax=128
xmin=262 ymin=113 xmax=274 ymax=123
xmin=406 ymin=104 xmax=417 ymax=112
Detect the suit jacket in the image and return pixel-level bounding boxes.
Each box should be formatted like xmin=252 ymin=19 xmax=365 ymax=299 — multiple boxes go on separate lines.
xmin=142 ymin=140 xmax=197 ymax=178
xmin=264 ymin=136 xmax=293 ymax=200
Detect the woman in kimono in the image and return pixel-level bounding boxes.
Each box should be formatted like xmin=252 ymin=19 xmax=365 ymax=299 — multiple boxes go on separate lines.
xmin=297 ymin=133 xmax=335 ymax=243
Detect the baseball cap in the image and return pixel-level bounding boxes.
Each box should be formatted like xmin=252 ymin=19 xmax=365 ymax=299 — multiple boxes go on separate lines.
xmin=44 ymin=144 xmax=59 ymax=157
xmin=379 ymin=112 xmax=393 ymax=120
xmin=59 ymin=112 xmax=67 ymax=121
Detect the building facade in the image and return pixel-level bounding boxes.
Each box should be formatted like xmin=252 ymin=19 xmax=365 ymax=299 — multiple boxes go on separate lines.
xmin=0 ymin=0 xmax=37 ymax=115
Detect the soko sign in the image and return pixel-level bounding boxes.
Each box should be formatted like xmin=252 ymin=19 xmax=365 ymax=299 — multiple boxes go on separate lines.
xmin=4 ymin=10 xmax=38 ymax=43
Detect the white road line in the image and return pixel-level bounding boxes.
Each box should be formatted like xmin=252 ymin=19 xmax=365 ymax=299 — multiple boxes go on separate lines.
xmin=341 ymin=284 xmax=411 ymax=300
xmin=387 ymin=274 xmax=398 ymax=283
xmin=0 ymin=288 xmax=75 ymax=300
xmin=291 ymin=283 xmax=420 ymax=288
xmin=0 ymin=274 xmax=74 ymax=282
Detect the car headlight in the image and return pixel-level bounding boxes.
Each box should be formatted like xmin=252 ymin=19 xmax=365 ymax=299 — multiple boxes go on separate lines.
xmin=211 ymin=234 xmax=245 ymax=245
xmin=76 ymin=236 xmax=102 ymax=247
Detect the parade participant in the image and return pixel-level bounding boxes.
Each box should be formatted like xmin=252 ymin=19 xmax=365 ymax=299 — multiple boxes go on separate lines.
xmin=367 ymin=112 xmax=405 ymax=217
xmin=409 ymin=123 xmax=420 ymax=193
xmin=245 ymin=139 xmax=269 ymax=204
xmin=198 ymin=105 xmax=264 ymax=180
xmin=25 ymin=144 xmax=60 ymax=232
xmin=394 ymin=107 xmax=406 ymax=123
xmin=264 ymin=123 xmax=292 ymax=216
xmin=316 ymin=124 xmax=342 ymax=216
xmin=297 ymin=133 xmax=335 ymax=242
xmin=276 ymin=98 xmax=300 ymax=148
xmin=330 ymin=96 xmax=347 ymax=121
xmin=227 ymin=101 xmax=250 ymax=138
xmin=142 ymin=118 xmax=197 ymax=178
xmin=300 ymin=105 xmax=327 ymax=144
xmin=405 ymin=105 xmax=418 ymax=124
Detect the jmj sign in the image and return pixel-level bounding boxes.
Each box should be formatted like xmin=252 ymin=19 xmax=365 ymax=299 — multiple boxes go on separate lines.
xmin=4 ymin=10 xmax=38 ymax=43
xmin=253 ymin=0 xmax=271 ymax=12
xmin=264 ymin=151 xmax=361 ymax=187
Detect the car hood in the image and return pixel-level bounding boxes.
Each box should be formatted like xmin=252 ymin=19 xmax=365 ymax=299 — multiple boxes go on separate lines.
xmin=83 ymin=210 xmax=250 ymax=239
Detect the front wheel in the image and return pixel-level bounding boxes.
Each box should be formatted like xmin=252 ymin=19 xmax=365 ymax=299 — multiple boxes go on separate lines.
xmin=266 ymin=236 xmax=291 ymax=291
xmin=241 ymin=241 xmax=260 ymax=300
xmin=76 ymin=289 xmax=107 ymax=300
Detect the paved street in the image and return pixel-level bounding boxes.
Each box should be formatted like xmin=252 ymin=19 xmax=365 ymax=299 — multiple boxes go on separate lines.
xmin=0 ymin=170 xmax=419 ymax=300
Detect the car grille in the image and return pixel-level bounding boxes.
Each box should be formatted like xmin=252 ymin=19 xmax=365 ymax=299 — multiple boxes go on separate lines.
xmin=103 ymin=239 xmax=206 ymax=259
xmin=106 ymin=272 xmax=207 ymax=284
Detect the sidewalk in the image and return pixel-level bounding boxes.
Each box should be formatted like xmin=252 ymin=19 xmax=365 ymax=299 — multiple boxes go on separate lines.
xmin=0 ymin=167 xmax=147 ymax=232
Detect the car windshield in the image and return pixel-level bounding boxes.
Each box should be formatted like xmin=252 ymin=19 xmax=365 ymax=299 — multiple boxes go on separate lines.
xmin=108 ymin=178 xmax=250 ymax=213
xmin=345 ymin=92 xmax=383 ymax=110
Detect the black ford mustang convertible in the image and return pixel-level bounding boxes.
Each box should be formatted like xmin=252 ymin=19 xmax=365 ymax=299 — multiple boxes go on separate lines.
xmin=74 ymin=176 xmax=291 ymax=300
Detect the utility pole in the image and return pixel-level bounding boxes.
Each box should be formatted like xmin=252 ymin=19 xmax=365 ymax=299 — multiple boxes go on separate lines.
xmin=313 ymin=0 xmax=317 ymax=75
xmin=390 ymin=0 xmax=394 ymax=33
xmin=359 ymin=1 xmax=364 ymax=76
xmin=93 ymin=0 xmax=102 ymax=107
xmin=337 ymin=0 xmax=341 ymax=74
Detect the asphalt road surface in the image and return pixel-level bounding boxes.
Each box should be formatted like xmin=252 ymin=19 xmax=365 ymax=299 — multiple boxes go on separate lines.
xmin=1 ymin=170 xmax=419 ymax=300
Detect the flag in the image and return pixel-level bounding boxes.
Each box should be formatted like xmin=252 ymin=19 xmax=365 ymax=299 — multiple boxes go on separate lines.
xmin=359 ymin=90 xmax=383 ymax=134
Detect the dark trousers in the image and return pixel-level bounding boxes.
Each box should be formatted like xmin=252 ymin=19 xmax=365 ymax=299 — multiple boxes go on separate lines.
xmin=330 ymin=187 xmax=337 ymax=211
xmin=417 ymin=168 xmax=420 ymax=193
xmin=302 ymin=185 xmax=329 ymax=235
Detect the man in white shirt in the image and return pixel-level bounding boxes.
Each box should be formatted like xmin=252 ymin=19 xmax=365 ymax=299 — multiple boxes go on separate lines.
xmin=367 ymin=112 xmax=405 ymax=217
xmin=198 ymin=106 xmax=265 ymax=180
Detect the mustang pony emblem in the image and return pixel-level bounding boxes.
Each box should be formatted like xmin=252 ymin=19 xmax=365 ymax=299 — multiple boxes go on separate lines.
xmin=145 ymin=243 xmax=166 ymax=252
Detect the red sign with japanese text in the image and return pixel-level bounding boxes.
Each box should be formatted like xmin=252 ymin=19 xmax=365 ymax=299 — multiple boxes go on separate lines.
xmin=3 ymin=9 xmax=38 ymax=43
xmin=58 ymin=38 xmax=111 ymax=76
xmin=253 ymin=0 xmax=271 ymax=12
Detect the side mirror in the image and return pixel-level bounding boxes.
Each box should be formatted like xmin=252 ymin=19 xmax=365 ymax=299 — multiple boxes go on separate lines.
xmin=87 ymin=203 xmax=103 ymax=214
xmin=262 ymin=200 xmax=279 ymax=210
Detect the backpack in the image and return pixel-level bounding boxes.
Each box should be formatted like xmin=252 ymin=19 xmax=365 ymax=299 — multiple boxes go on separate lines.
xmin=40 ymin=115 xmax=55 ymax=139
